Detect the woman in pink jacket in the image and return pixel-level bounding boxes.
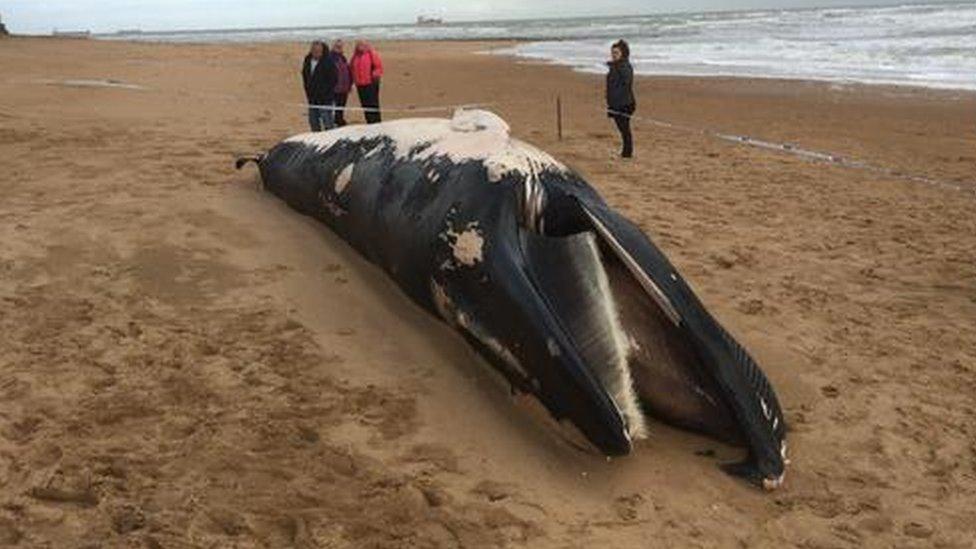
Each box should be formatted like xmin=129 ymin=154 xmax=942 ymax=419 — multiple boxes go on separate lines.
xmin=350 ymin=40 xmax=384 ymax=124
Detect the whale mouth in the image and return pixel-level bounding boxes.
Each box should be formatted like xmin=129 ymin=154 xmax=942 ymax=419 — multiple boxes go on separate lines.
xmin=582 ymin=207 xmax=747 ymax=445
xmin=521 ymin=194 xmax=787 ymax=488
xmin=526 ymin=210 xmax=743 ymax=447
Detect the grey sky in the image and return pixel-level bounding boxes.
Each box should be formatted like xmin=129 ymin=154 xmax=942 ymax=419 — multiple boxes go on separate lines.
xmin=0 ymin=0 xmax=958 ymax=34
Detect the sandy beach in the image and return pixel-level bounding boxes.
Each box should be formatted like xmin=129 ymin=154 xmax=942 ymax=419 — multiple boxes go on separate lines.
xmin=1 ymin=36 xmax=975 ymax=547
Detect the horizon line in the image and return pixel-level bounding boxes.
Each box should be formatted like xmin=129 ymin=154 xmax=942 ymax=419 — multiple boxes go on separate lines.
xmin=6 ymin=0 xmax=962 ymax=36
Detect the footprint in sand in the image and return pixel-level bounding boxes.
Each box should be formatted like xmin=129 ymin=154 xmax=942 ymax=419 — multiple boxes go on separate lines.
xmin=472 ymin=480 xmax=513 ymax=503
xmin=738 ymin=298 xmax=771 ymax=316
xmin=613 ymin=493 xmax=645 ymax=522
xmin=902 ymin=522 xmax=935 ymax=539
xmin=401 ymin=443 xmax=461 ymax=474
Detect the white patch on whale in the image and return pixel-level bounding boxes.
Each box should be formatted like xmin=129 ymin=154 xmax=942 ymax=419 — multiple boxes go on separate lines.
xmin=335 ymin=164 xmax=354 ymax=194
xmin=451 ymin=225 xmax=485 ymax=267
xmin=286 ymin=109 xmax=568 ymax=185
xmin=763 ymin=473 xmax=785 ymax=491
xmin=764 ymin=443 xmax=788 ymax=491
xmin=546 ymin=338 xmax=561 ymax=357
xmin=520 ymin=173 xmax=546 ymax=232
xmin=759 ymin=396 xmax=771 ymax=420
xmin=450 ymin=109 xmax=505 ymax=133
xmin=431 ymin=280 xmax=455 ymax=323
xmin=469 ymin=329 xmax=528 ymax=380
xmin=439 ymin=222 xmax=485 ymax=269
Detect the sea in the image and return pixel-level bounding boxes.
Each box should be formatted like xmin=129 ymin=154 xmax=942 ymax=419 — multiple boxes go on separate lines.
xmin=100 ymin=2 xmax=975 ymax=91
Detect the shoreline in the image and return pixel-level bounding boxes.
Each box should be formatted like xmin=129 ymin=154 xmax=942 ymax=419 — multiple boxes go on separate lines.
xmin=5 ymin=34 xmax=976 ymax=101
xmin=11 ymin=34 xmax=976 ymax=98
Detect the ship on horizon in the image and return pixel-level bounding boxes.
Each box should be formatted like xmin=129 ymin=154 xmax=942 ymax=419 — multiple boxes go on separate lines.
xmin=52 ymin=29 xmax=91 ymax=38
xmin=415 ymin=15 xmax=444 ymax=26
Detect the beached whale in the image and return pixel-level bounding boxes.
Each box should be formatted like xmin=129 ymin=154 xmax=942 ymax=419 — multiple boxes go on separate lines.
xmin=236 ymin=109 xmax=788 ymax=489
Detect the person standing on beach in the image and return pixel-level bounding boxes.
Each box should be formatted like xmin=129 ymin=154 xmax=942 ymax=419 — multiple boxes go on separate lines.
xmin=606 ymin=40 xmax=636 ymax=158
xmin=351 ymin=40 xmax=384 ymax=124
xmin=302 ymin=40 xmax=338 ymax=131
xmin=330 ymin=40 xmax=352 ymax=127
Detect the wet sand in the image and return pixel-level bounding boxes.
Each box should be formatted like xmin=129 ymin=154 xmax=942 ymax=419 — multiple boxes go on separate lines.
xmin=1 ymin=36 xmax=975 ymax=547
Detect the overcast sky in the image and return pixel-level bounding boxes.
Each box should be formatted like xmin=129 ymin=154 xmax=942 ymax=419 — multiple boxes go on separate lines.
xmin=0 ymin=0 xmax=956 ymax=34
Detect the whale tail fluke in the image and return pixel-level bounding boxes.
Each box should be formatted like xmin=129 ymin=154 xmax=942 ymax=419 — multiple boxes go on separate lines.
xmin=235 ymin=155 xmax=263 ymax=170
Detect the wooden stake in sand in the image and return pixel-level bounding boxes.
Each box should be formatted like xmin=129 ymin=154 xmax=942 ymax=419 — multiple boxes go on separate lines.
xmin=556 ymin=95 xmax=563 ymax=141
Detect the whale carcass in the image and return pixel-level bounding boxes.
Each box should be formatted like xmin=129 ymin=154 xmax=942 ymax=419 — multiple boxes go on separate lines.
xmin=237 ymin=110 xmax=788 ymax=489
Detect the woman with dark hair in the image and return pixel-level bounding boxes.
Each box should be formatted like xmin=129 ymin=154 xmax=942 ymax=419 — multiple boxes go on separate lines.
xmin=302 ymin=40 xmax=338 ymax=131
xmin=606 ymin=39 xmax=635 ymax=158
xmin=330 ymin=39 xmax=352 ymax=127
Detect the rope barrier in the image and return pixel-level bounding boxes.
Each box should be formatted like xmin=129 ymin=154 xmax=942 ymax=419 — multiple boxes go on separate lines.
xmin=11 ymin=78 xmax=973 ymax=194
xmin=607 ymin=107 xmax=975 ymax=194
xmin=303 ymin=101 xmax=496 ymax=114
xmin=18 ymin=78 xmax=493 ymax=116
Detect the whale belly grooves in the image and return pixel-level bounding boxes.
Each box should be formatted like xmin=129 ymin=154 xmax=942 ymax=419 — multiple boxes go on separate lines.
xmin=521 ymin=230 xmax=648 ymax=441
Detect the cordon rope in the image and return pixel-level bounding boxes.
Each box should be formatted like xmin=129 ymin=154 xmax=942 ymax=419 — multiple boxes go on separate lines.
xmin=12 ymin=78 xmax=974 ymax=194
xmin=304 ymin=101 xmax=496 ymax=114
xmin=607 ymin=107 xmax=975 ymax=194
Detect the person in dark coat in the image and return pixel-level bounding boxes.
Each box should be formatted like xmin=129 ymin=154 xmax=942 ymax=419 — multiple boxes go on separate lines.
xmin=606 ymin=40 xmax=636 ymax=158
xmin=330 ymin=39 xmax=352 ymax=127
xmin=302 ymin=40 xmax=338 ymax=131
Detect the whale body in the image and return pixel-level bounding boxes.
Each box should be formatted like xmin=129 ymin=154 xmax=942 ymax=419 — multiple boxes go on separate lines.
xmin=237 ymin=109 xmax=788 ymax=489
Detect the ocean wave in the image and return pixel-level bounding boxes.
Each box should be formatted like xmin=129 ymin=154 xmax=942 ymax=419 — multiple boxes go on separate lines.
xmin=98 ymin=2 xmax=976 ymax=90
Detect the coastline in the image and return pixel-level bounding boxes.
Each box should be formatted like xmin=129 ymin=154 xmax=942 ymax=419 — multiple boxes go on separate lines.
xmin=2 ymin=36 xmax=975 ymax=547
xmin=80 ymin=1 xmax=976 ymax=93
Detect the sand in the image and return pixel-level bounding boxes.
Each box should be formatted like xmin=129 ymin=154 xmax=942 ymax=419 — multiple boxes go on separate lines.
xmin=1 ymin=36 xmax=975 ymax=548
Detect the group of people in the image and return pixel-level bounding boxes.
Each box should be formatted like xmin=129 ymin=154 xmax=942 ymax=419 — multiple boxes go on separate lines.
xmin=302 ymin=39 xmax=383 ymax=131
xmin=300 ymin=37 xmax=638 ymax=160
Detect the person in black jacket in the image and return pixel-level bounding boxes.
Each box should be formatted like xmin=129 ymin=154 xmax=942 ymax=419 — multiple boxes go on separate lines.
xmin=606 ymin=40 xmax=636 ymax=158
xmin=302 ymin=40 xmax=338 ymax=132
xmin=330 ymin=40 xmax=352 ymax=127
